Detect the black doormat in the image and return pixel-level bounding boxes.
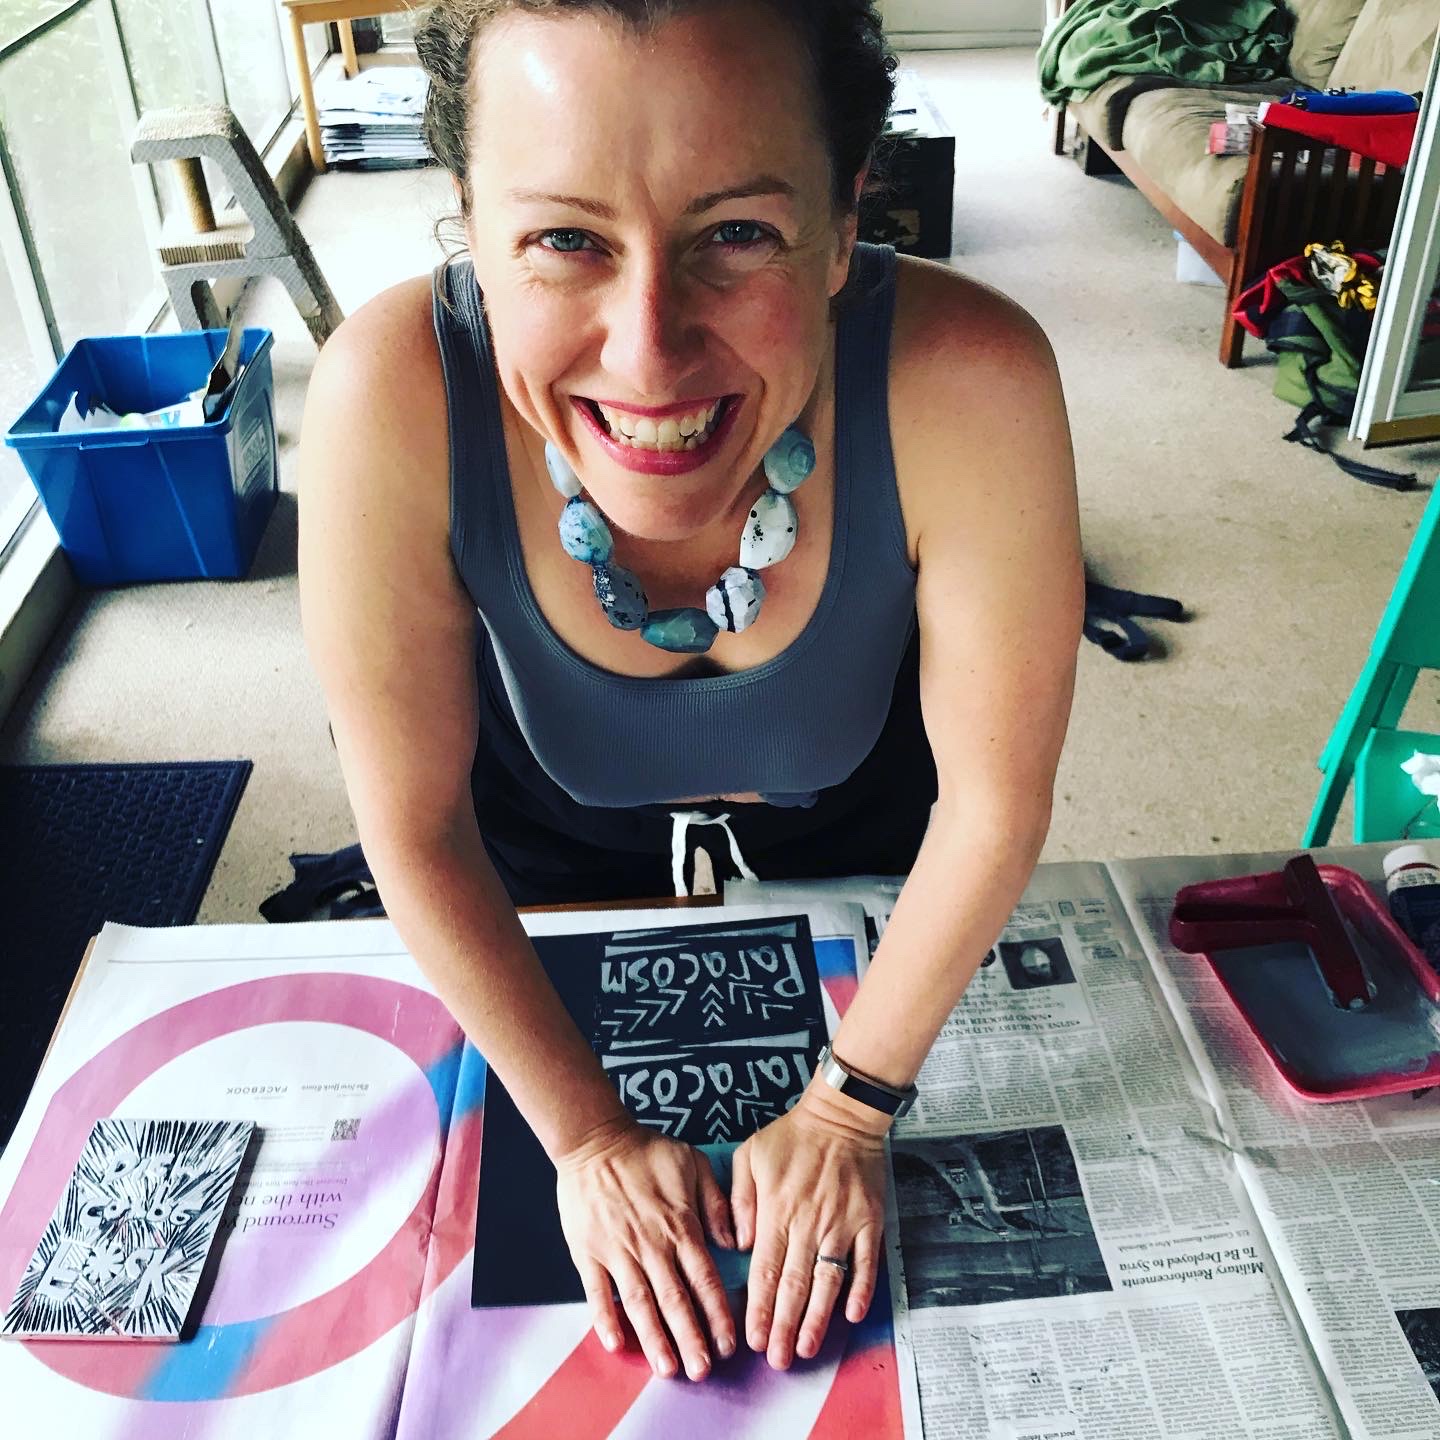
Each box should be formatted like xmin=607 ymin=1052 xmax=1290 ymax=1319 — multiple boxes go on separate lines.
xmin=0 ymin=760 xmax=252 ymax=1151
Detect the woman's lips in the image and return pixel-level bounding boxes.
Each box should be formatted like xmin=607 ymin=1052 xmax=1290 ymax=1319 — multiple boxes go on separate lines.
xmin=572 ymin=395 xmax=741 ymax=476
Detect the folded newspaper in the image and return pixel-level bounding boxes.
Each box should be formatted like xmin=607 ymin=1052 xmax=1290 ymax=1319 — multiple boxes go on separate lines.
xmin=317 ymin=65 xmax=429 ymax=170
xmin=732 ymin=846 xmax=1440 ymax=1440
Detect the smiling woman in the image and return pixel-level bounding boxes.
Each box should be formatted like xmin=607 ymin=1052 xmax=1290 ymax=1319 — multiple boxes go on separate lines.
xmin=297 ymin=0 xmax=1082 ymax=1394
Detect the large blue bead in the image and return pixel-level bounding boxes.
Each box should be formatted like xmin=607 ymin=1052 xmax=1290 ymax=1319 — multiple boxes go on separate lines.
xmin=763 ymin=424 xmax=815 ymax=494
xmin=641 ymin=607 xmax=719 ymax=654
xmin=544 ymin=441 xmax=582 ymax=498
xmin=593 ymin=562 xmax=648 ymax=630
xmin=558 ymin=496 xmax=613 ymax=565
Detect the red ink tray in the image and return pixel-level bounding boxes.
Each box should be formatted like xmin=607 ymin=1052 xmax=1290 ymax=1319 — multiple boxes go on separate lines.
xmin=1170 ymin=863 xmax=1440 ymax=1103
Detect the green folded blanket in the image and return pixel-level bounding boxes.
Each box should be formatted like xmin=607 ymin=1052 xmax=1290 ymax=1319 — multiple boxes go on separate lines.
xmin=1038 ymin=0 xmax=1293 ymax=105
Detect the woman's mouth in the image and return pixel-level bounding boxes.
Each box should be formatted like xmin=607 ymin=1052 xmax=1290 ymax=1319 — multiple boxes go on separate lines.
xmin=591 ymin=398 xmax=729 ymax=452
xmin=572 ymin=394 xmax=741 ymax=476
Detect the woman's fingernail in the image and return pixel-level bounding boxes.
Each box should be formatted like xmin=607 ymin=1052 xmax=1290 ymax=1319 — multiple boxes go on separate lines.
xmin=602 ymin=1329 xmax=619 ymax=1352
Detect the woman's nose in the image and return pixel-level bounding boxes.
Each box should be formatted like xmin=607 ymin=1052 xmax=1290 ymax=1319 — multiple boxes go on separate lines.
xmin=598 ymin=260 xmax=700 ymax=400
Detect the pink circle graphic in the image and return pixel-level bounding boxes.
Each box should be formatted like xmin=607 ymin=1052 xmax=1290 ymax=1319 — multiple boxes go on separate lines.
xmin=0 ymin=972 xmax=464 ymax=1399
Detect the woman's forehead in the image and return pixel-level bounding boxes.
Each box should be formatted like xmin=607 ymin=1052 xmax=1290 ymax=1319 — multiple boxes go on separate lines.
xmin=469 ymin=6 xmax=828 ymax=191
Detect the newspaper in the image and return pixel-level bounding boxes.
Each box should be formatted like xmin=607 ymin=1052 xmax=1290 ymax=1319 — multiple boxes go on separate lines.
xmin=1112 ymin=850 xmax=1440 ymax=1440
xmin=732 ymin=844 xmax=1439 ymax=1439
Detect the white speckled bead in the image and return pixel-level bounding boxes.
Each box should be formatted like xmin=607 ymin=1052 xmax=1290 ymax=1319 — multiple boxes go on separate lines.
xmin=738 ymin=489 xmax=798 ymax=570
xmin=705 ymin=566 xmax=766 ymax=633
xmin=558 ymin=496 xmax=613 ymax=565
xmin=544 ymin=441 xmax=582 ymax=498
xmin=762 ymin=424 xmax=815 ymax=494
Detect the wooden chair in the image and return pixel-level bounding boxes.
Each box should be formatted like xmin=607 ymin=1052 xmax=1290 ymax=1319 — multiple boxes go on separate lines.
xmin=1221 ymin=122 xmax=1407 ymax=367
xmin=1060 ymin=109 xmax=1407 ymax=367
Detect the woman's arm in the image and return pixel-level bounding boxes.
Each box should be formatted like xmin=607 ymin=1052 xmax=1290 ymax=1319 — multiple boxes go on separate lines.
xmin=820 ymin=274 xmax=1082 ymax=1092
xmin=737 ymin=265 xmax=1083 ymax=1367
xmin=297 ymin=280 xmax=734 ymax=1379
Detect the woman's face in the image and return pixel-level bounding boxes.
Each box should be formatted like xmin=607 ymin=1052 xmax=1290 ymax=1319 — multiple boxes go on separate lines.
xmin=465 ymin=2 xmax=857 ymax=542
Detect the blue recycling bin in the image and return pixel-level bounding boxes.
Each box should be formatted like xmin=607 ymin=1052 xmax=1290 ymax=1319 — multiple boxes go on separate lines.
xmin=4 ymin=328 xmax=278 ymax=584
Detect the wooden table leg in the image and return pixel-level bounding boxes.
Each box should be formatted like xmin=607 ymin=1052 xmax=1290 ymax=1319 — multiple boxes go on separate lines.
xmin=289 ymin=9 xmax=326 ymax=174
xmin=339 ymin=18 xmax=359 ymax=78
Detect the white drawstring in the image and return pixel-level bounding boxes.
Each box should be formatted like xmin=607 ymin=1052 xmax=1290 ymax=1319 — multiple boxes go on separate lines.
xmin=668 ymin=810 xmax=759 ymax=898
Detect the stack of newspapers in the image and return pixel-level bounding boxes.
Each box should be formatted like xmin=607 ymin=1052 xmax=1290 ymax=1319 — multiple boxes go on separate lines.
xmin=318 ymin=65 xmax=430 ymax=169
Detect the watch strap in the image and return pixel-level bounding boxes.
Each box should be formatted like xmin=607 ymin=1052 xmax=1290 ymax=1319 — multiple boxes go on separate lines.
xmin=817 ymin=1044 xmax=917 ymax=1119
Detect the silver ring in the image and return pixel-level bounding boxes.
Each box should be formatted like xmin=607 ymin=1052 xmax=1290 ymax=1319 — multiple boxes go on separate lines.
xmin=816 ymin=1253 xmax=849 ymax=1275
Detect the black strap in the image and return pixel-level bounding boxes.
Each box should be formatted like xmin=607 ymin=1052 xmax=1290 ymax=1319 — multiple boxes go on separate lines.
xmin=1083 ymin=580 xmax=1186 ymax=662
xmin=1284 ymin=401 xmax=1419 ymax=493
xmin=259 ymin=843 xmax=383 ymax=922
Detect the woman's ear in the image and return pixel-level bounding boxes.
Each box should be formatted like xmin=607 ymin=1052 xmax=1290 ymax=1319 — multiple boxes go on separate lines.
xmin=828 ymin=166 xmax=870 ymax=297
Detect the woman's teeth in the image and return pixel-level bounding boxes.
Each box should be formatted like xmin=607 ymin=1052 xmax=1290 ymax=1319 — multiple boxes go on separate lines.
xmin=595 ymin=399 xmax=724 ymax=451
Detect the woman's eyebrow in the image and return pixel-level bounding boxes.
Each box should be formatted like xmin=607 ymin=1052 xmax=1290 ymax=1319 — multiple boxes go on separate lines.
xmin=504 ymin=175 xmax=799 ymax=220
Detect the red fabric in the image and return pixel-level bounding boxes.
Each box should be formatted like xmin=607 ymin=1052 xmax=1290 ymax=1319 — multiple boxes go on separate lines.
xmin=1231 ymin=247 xmax=1382 ymax=338
xmin=1260 ymin=103 xmax=1418 ymax=168
xmin=1232 ymin=254 xmax=1310 ymax=337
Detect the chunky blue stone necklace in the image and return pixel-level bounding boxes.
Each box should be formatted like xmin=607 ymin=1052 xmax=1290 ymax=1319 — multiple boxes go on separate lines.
xmin=544 ymin=422 xmax=816 ymax=655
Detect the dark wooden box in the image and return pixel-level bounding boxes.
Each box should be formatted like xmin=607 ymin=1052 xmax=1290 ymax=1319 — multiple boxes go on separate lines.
xmin=858 ymin=70 xmax=954 ymax=259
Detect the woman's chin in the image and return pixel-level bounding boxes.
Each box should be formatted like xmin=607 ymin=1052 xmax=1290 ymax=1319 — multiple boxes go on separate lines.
xmin=589 ymin=485 xmax=744 ymax=545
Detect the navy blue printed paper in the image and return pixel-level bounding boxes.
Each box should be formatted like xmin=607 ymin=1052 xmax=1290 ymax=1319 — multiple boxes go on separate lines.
xmin=472 ymin=916 xmax=826 ymax=1308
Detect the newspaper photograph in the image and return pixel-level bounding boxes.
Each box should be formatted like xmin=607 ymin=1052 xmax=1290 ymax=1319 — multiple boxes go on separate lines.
xmin=891 ymin=1125 xmax=1109 ymax=1310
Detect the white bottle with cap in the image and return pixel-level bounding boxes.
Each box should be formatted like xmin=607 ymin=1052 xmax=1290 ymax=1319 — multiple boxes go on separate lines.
xmin=1383 ymin=843 xmax=1440 ymax=973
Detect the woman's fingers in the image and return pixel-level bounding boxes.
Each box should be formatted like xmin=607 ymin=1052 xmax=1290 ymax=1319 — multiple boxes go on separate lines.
xmin=846 ymin=1223 xmax=881 ymax=1324
xmin=730 ymin=1140 xmax=757 ymax=1251
xmin=609 ymin=1255 xmax=680 ymax=1379
xmin=765 ymin=1227 xmax=825 ymax=1370
xmin=579 ymin=1259 xmax=623 ymax=1353
xmin=695 ymin=1151 xmax=736 ymax=1249
xmin=796 ymin=1238 xmax=850 ymax=1359
xmin=641 ymin=1246 xmax=714 ymax=1381
xmin=744 ymin=1219 xmax=787 ymax=1354
xmin=675 ymin=1227 xmax=737 ymax=1363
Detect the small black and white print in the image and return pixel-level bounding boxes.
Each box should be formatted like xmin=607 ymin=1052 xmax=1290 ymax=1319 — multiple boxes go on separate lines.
xmin=331 ymin=1117 xmax=361 ymax=1143
xmin=998 ymin=935 xmax=1076 ymax=990
xmin=3 ymin=1117 xmax=253 ymax=1341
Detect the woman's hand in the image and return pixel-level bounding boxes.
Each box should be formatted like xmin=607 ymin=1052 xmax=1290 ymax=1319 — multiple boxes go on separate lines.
xmin=555 ymin=1116 xmax=737 ymax=1381
xmin=731 ymin=1090 xmax=889 ymax=1369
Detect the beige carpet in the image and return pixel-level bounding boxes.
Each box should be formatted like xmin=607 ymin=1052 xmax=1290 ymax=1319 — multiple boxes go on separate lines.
xmin=3 ymin=47 xmax=1438 ymax=922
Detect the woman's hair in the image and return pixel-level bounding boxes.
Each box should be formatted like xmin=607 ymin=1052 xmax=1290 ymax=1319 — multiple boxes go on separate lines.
xmin=416 ymin=0 xmax=897 ymax=227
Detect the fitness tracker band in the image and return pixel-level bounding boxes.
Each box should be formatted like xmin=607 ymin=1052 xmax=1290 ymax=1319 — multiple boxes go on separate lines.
xmin=815 ymin=1044 xmax=918 ymax=1120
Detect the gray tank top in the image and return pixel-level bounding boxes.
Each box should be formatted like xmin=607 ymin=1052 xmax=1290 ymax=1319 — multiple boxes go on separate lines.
xmin=433 ymin=241 xmax=917 ymax=809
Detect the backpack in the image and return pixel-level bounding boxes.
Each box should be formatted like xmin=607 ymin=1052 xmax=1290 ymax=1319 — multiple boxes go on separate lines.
xmin=1232 ymin=242 xmax=1417 ymax=491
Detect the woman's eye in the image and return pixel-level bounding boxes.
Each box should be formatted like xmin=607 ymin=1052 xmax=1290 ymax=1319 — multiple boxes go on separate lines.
xmin=538 ymin=229 xmax=594 ymax=254
xmin=712 ymin=220 xmax=767 ymax=248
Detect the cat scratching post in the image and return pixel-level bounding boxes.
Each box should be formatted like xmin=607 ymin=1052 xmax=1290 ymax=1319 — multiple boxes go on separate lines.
xmin=131 ymin=105 xmax=344 ymax=346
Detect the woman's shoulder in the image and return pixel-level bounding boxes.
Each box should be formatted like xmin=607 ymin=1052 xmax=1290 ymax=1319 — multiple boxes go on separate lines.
xmin=310 ymin=272 xmax=444 ymax=410
xmin=886 ymin=254 xmax=1069 ymax=557
xmin=889 ymin=253 xmax=1058 ymax=414
xmin=299 ymin=273 xmax=454 ymax=573
xmin=302 ymin=273 xmax=449 ymax=491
